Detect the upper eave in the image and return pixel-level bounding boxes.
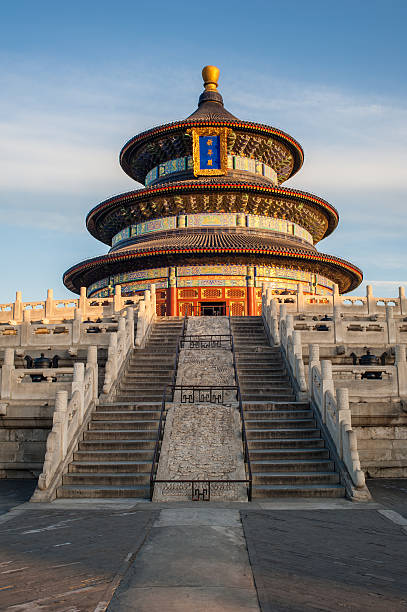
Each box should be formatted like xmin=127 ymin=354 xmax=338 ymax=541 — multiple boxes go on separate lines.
xmin=119 ymin=118 xmax=304 ymax=183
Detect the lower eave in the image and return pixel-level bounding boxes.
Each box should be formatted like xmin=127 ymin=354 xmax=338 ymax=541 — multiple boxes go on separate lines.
xmin=63 ymin=246 xmax=363 ymax=295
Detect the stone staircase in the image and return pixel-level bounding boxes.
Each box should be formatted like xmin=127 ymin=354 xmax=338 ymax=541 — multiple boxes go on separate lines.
xmin=57 ymin=317 xmax=184 ymax=499
xmin=230 ymin=316 xmax=344 ymax=498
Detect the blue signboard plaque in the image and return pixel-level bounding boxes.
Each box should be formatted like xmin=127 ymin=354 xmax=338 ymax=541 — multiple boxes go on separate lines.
xmin=199 ymin=135 xmax=221 ymax=170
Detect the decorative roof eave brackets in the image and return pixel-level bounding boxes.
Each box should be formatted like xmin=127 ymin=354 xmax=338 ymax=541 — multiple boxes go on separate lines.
xmin=119 ymin=119 xmax=304 ymax=185
xmin=63 ymin=247 xmax=362 ymax=295
xmin=86 ymin=182 xmax=339 ymax=246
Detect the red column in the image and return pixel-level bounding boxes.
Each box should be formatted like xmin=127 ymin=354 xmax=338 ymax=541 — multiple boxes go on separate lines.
xmin=168 ymin=267 xmax=177 ymax=316
xmin=247 ymin=265 xmax=255 ymax=316
xmin=247 ymin=286 xmax=256 ymax=316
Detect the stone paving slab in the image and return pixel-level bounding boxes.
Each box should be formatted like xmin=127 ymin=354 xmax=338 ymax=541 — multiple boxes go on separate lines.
xmin=0 ymin=480 xmax=37 ymax=515
xmin=368 ymin=478 xmax=407 ymax=517
xmin=108 ymin=508 xmax=260 ymax=611
xmin=241 ymin=509 xmax=407 ymax=612
xmin=0 ymin=507 xmax=156 ymax=611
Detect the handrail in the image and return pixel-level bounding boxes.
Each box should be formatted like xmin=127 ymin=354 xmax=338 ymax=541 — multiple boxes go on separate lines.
xmin=230 ymin=324 xmax=253 ymax=502
xmin=180 ymin=334 xmax=232 ymax=349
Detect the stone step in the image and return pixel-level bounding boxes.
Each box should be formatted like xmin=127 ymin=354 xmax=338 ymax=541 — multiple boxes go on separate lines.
xmin=68 ymin=461 xmax=152 ymax=473
xmin=244 ymin=410 xmax=313 ymax=419
xmin=93 ymin=410 xmax=161 ymax=420
xmin=250 ymin=459 xmax=335 ymax=472
xmin=239 ymin=372 xmax=287 ymax=380
xmin=74 ymin=449 xmax=154 ymax=461
xmin=127 ymin=359 xmax=175 ymax=366
xmin=78 ymin=439 xmax=156 ymax=450
xmin=88 ymin=419 xmax=159 ymax=430
xmin=243 ymin=401 xmax=310 ymax=410
xmin=119 ymin=382 xmax=172 ymax=390
xmin=84 ymin=429 xmax=157 ymax=440
xmin=57 ymin=485 xmax=149 ymax=498
xmin=123 ymin=374 xmax=172 ymax=381
xmin=248 ymin=438 xmax=325 ymax=449
xmin=245 ymin=418 xmax=316 ymax=429
xmin=62 ymin=472 xmax=150 ymax=485
xmin=115 ymin=391 xmax=167 ymax=399
xmin=252 ymin=471 xmax=340 ymax=485
xmin=242 ymin=394 xmax=295 ymax=402
xmin=249 ymin=448 xmax=330 ymax=460
xmin=240 ymin=384 xmax=293 ymax=392
xmin=233 ymin=340 xmax=271 ymax=346
xmin=251 ymin=484 xmax=345 ymax=498
xmin=247 ymin=428 xmax=321 ymax=440
xmin=97 ymin=403 xmax=161 ymax=411
xmin=236 ymin=356 xmax=283 ymax=363
xmin=237 ymin=365 xmax=286 ymax=372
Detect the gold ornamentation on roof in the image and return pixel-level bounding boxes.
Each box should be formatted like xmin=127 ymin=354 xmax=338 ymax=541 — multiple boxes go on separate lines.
xmin=202 ymin=65 xmax=220 ymax=91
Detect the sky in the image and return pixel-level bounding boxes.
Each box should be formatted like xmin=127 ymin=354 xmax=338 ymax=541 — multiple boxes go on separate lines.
xmin=0 ymin=0 xmax=406 ymax=302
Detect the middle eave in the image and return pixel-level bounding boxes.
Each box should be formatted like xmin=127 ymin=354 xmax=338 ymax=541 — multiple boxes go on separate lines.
xmin=86 ymin=181 xmax=339 ymax=246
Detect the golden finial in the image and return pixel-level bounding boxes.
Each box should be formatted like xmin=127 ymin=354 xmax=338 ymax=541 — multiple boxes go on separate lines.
xmin=202 ymin=65 xmax=220 ymax=92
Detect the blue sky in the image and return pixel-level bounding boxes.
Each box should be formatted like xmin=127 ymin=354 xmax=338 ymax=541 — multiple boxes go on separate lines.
xmin=1 ymin=0 xmax=406 ymax=301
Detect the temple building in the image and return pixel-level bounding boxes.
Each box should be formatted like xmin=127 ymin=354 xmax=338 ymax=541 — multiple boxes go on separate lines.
xmin=63 ymin=66 xmax=362 ymax=316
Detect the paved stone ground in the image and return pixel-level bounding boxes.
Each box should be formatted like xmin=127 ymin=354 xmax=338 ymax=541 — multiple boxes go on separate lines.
xmin=0 ymin=479 xmax=37 ymax=515
xmin=108 ymin=508 xmax=260 ymax=611
xmin=368 ymin=478 xmax=407 ymax=516
xmin=242 ymin=509 xmax=407 ymax=612
xmin=0 ymin=480 xmax=406 ymax=611
xmin=0 ymin=502 xmax=156 ymax=611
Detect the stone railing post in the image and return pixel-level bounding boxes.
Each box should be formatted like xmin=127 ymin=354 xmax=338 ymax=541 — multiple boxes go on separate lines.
xmin=108 ymin=333 xmax=118 ymax=378
xmin=386 ymin=305 xmax=396 ymax=344
xmin=1 ymin=348 xmax=15 ymax=399
xmin=332 ymin=283 xmax=340 ymax=310
xmin=45 ymin=289 xmax=54 ymax=320
xmin=296 ymin=283 xmax=304 ymax=312
xmin=118 ymin=314 xmax=126 ymax=334
xmin=399 ymin=286 xmax=407 ymax=316
xmin=86 ymin=345 xmax=98 ymax=400
xmin=395 ymin=344 xmax=407 ymax=397
xmin=126 ymin=307 xmax=135 ymax=346
xmin=135 ymin=301 xmax=146 ymax=347
xmin=14 ymin=291 xmax=23 ymax=323
xmin=308 ymin=344 xmax=320 ymax=393
xmin=55 ymin=390 xmax=69 ymax=461
xmin=286 ymin=314 xmax=294 ymax=339
xmin=321 ymin=360 xmax=334 ymax=422
xmin=21 ymin=309 xmax=31 ymax=345
xmin=72 ymin=362 xmax=85 ymax=421
xmin=73 ymin=308 xmax=82 ymax=344
xmin=333 ymin=305 xmax=343 ymax=344
xmin=113 ymin=284 xmax=122 ymax=313
xmin=270 ymin=298 xmax=280 ymax=344
xmin=150 ymin=283 xmax=156 ymax=314
xmin=337 ymin=387 xmax=350 ymax=459
xmin=366 ymin=284 xmax=376 ymax=315
xmin=79 ymin=286 xmax=87 ymax=316
xmin=293 ymin=330 xmax=306 ymax=395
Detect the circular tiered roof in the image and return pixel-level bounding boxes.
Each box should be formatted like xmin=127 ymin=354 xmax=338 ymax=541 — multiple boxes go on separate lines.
xmin=63 ymin=64 xmax=363 ymax=296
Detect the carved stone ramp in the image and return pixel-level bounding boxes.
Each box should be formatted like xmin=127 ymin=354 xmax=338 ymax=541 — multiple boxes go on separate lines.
xmin=56 ymin=318 xmax=184 ymax=499
xmin=230 ymin=316 xmax=345 ymax=498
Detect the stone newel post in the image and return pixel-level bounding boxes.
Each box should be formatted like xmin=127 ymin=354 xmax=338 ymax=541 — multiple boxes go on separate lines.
xmin=395 ymin=344 xmax=407 ymax=397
